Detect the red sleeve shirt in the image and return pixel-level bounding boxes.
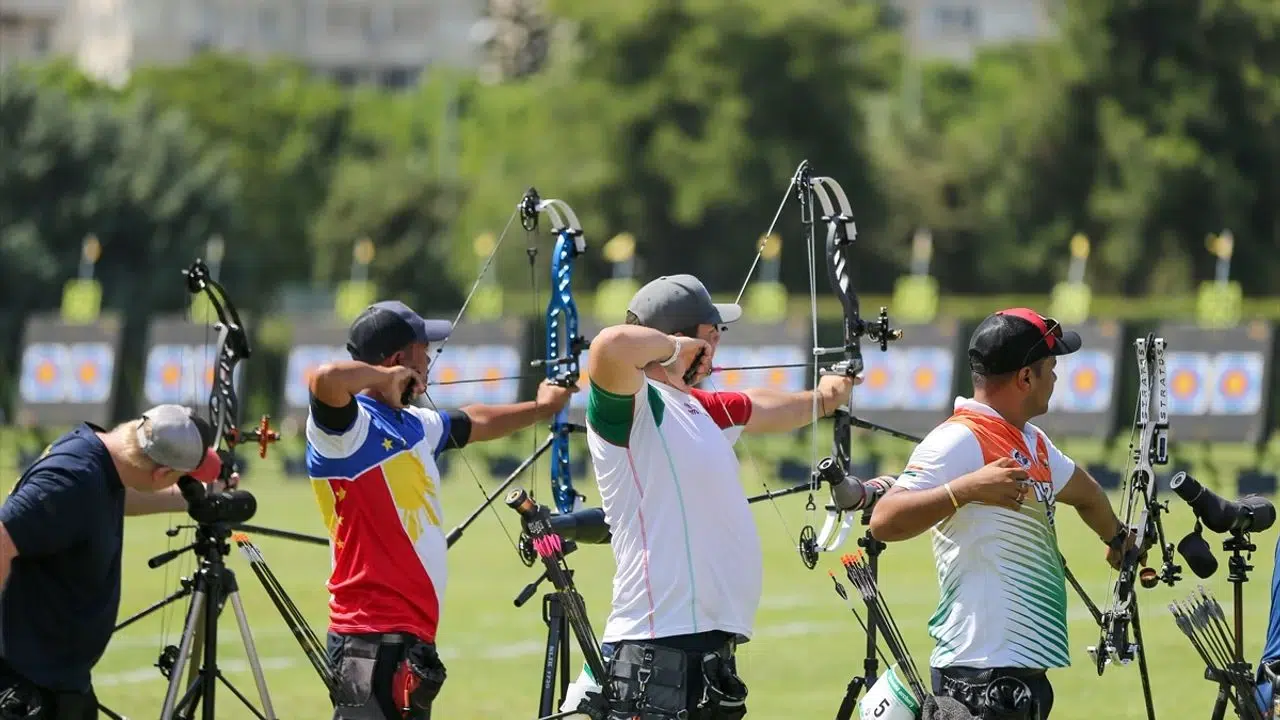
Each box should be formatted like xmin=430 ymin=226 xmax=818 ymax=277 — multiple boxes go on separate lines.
xmin=689 ymin=389 xmax=752 ymax=430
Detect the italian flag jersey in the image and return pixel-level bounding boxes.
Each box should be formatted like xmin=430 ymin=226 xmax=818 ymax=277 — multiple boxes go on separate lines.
xmin=586 ymin=380 xmax=761 ymax=644
xmin=895 ymin=397 xmax=1077 ymax=670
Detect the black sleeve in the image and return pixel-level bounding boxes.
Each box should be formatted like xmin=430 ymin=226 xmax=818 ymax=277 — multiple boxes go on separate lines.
xmin=0 ymin=468 xmax=92 ymax=556
xmin=310 ymin=394 xmax=359 ymax=433
xmin=439 ymin=410 xmax=472 ymax=453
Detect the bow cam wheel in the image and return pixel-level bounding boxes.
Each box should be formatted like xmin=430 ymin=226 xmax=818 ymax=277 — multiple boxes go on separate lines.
xmin=798 ymin=525 xmax=819 ymax=569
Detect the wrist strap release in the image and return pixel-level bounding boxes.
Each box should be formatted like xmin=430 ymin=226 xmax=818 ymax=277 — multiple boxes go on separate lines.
xmin=659 ymin=338 xmax=684 ymax=368
xmin=1106 ymin=526 xmax=1129 ymax=551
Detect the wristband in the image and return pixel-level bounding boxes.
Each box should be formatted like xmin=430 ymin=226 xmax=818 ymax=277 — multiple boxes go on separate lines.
xmin=1106 ymin=526 xmax=1128 ymax=551
xmin=659 ymin=338 xmax=683 ymax=368
xmin=944 ymin=482 xmax=960 ymax=510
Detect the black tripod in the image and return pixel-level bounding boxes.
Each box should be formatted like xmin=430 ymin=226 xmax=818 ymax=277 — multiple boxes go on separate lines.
xmin=834 ymin=517 xmax=886 ymax=720
xmin=115 ymin=523 xmax=276 ymax=720
xmin=1210 ymin=531 xmax=1259 ymax=720
xmin=513 ymin=539 xmax=583 ymax=718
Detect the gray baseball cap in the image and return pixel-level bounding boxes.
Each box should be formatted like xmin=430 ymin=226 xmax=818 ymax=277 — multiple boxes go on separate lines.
xmin=626 ymin=274 xmax=743 ymax=334
xmin=136 ymin=404 xmax=220 ymax=481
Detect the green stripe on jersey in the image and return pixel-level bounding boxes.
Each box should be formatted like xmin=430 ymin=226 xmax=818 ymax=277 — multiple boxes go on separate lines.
xmin=586 ymin=383 xmax=636 ymax=445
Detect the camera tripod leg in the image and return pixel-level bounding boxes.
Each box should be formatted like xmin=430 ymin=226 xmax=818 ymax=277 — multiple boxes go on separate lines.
xmin=161 ymin=589 xmax=207 ymax=718
xmin=229 ymin=590 xmax=277 ymax=719
xmin=539 ymin=593 xmax=569 ymax=717
xmin=1132 ymin=602 xmax=1157 ymax=720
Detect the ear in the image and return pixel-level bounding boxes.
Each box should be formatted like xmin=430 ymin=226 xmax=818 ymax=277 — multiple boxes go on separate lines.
xmin=150 ymin=466 xmax=172 ymax=488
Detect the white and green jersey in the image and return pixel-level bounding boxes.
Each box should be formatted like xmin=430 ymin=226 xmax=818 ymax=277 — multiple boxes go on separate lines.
xmin=586 ymin=380 xmax=760 ymax=644
xmin=895 ymin=397 xmax=1077 ymax=670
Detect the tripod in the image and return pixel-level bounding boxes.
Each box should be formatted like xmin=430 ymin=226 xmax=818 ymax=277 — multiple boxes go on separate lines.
xmin=513 ymin=539 xmax=582 ymax=718
xmin=115 ymin=523 xmax=276 ymax=720
xmin=1210 ymin=531 xmax=1259 ymax=720
xmin=834 ymin=518 xmax=886 ymax=720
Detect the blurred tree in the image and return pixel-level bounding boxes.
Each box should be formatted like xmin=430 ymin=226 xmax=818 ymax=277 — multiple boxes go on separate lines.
xmin=454 ymin=0 xmax=904 ymax=301
xmin=0 ymin=73 xmax=239 ymax=316
xmin=123 ymin=55 xmax=351 ymax=305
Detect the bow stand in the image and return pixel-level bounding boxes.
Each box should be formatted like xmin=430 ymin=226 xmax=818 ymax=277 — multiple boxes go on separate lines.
xmin=113 ymin=259 xmax=283 ymax=720
xmin=441 ymin=187 xmax=590 ymax=561
xmin=1088 ymin=334 xmax=1181 ymax=720
xmin=505 ymin=488 xmax=609 ymax=720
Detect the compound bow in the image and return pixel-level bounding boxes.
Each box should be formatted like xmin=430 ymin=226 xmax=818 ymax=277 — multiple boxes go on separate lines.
xmin=519 ymin=188 xmax=589 ymax=515
xmin=704 ymin=160 xmax=905 ymax=571
xmin=183 ymin=259 xmax=281 ymax=477
xmin=1088 ymin=333 xmax=1181 ymax=720
xmin=437 ymin=188 xmax=590 ymax=560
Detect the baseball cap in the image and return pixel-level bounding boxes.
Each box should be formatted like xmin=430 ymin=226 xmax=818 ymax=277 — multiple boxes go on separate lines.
xmin=626 ymin=274 xmax=743 ymax=335
xmin=968 ymin=307 xmax=1082 ymax=376
xmin=347 ymin=300 xmax=452 ymax=364
xmin=136 ymin=404 xmax=221 ymax=482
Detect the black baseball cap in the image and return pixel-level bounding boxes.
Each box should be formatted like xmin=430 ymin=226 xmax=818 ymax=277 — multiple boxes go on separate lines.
xmin=626 ymin=274 xmax=742 ymax=334
xmin=968 ymin=307 xmax=1082 ymax=376
xmin=347 ymin=301 xmax=452 ymax=364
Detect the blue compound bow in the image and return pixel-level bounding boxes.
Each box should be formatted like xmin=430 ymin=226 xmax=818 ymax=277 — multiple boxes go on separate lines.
xmin=519 ymin=187 xmax=589 ymax=515
xmin=441 ymin=187 xmax=590 ymax=559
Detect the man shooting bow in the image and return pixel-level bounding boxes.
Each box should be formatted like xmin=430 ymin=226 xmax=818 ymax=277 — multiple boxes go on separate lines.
xmin=584 ymin=274 xmax=885 ymax=718
xmin=0 ymin=405 xmax=232 ymax=720
xmin=306 ymin=300 xmax=574 ymax=720
xmin=870 ymin=309 xmax=1137 ymax=720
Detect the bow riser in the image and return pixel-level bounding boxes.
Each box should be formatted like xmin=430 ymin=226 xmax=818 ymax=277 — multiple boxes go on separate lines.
xmin=547 ymin=229 xmax=585 ymax=514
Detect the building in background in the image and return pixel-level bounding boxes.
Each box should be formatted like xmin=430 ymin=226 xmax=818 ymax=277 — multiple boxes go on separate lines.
xmin=1 ymin=0 xmax=485 ymax=87
xmin=1 ymin=0 xmax=1056 ymax=87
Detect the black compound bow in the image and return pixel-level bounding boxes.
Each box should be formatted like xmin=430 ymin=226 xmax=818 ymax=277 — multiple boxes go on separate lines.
xmin=1089 ymin=333 xmax=1181 ymax=720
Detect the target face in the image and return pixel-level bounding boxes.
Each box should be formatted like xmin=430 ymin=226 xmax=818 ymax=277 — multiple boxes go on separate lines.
xmin=1210 ymin=351 xmax=1264 ymax=415
xmin=428 ymin=345 xmax=521 ymax=408
xmin=285 ymin=345 xmax=350 ymax=409
xmin=18 ymin=342 xmax=116 ymax=405
xmin=1166 ymin=352 xmax=1213 ymax=416
xmin=144 ymin=344 xmax=242 ymax=406
xmin=1049 ymin=349 xmax=1115 ymax=414
xmin=706 ymin=345 xmax=807 ymax=394
xmin=855 ymin=350 xmax=897 ymax=410
xmin=899 ymin=347 xmax=953 ymax=411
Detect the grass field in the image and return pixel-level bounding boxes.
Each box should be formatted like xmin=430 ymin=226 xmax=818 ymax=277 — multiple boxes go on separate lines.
xmin=69 ymin=458 xmax=1278 ymax=720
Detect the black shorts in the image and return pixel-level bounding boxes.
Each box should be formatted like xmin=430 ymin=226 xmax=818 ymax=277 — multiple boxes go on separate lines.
xmin=327 ymin=632 xmax=444 ymax=720
xmin=931 ymin=666 xmax=1054 ymax=720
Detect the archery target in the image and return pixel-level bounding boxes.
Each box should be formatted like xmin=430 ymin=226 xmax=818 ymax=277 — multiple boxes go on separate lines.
xmin=1166 ymin=352 xmax=1213 ymax=416
xmin=709 ymin=345 xmax=807 ymax=394
xmin=144 ymin=344 xmax=242 ymax=406
xmin=65 ymin=343 xmax=115 ymax=404
xmin=427 ymin=345 xmax=521 ymax=408
xmin=1049 ymin=349 xmax=1114 ymax=414
xmin=19 ymin=343 xmax=69 ymax=404
xmin=1209 ymin=351 xmax=1264 ymax=415
xmin=899 ymin=347 xmax=953 ymax=411
xmin=285 ymin=345 xmax=349 ymax=409
xmin=19 ymin=342 xmax=116 ymax=405
xmin=854 ymin=349 xmax=897 ymax=410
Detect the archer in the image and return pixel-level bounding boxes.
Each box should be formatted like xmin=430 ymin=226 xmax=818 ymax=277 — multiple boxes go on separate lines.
xmin=0 ymin=405 xmax=234 ymax=720
xmin=583 ymin=273 xmax=888 ymax=718
xmin=869 ymin=309 xmax=1139 ymax=720
xmin=305 ymin=300 xmax=574 ymax=720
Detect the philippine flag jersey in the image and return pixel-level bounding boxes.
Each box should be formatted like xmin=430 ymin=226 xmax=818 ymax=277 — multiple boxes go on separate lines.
xmin=306 ymin=395 xmax=461 ymax=642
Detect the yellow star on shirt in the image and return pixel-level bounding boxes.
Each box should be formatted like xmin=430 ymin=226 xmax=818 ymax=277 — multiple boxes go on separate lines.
xmin=382 ymin=438 xmax=393 ymax=451
xmin=335 ymin=486 xmax=347 ymax=502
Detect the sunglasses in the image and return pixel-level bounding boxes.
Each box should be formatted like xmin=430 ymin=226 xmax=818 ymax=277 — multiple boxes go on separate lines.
xmin=1018 ymin=315 xmax=1063 ymax=370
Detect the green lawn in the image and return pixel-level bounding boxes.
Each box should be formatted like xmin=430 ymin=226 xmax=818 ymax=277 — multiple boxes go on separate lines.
xmin=80 ymin=463 xmax=1276 ymax=720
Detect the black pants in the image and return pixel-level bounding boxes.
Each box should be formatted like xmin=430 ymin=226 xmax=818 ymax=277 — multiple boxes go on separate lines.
xmin=931 ymin=666 xmax=1054 ymax=720
xmin=602 ymin=630 xmax=745 ymax=718
xmin=327 ymin=632 xmax=437 ymax=720
xmin=0 ymin=661 xmax=96 ymax=720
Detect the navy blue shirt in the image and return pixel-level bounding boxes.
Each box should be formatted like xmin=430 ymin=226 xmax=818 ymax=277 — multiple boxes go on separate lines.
xmin=0 ymin=424 xmax=125 ymax=693
xmin=1257 ymin=534 xmax=1280 ymax=709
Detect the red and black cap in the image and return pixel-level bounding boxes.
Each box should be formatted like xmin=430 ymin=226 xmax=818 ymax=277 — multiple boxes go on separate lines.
xmin=968 ymin=307 xmax=1082 ymax=376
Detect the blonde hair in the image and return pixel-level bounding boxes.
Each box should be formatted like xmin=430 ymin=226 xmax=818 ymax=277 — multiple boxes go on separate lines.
xmin=114 ymin=418 xmax=160 ymax=472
